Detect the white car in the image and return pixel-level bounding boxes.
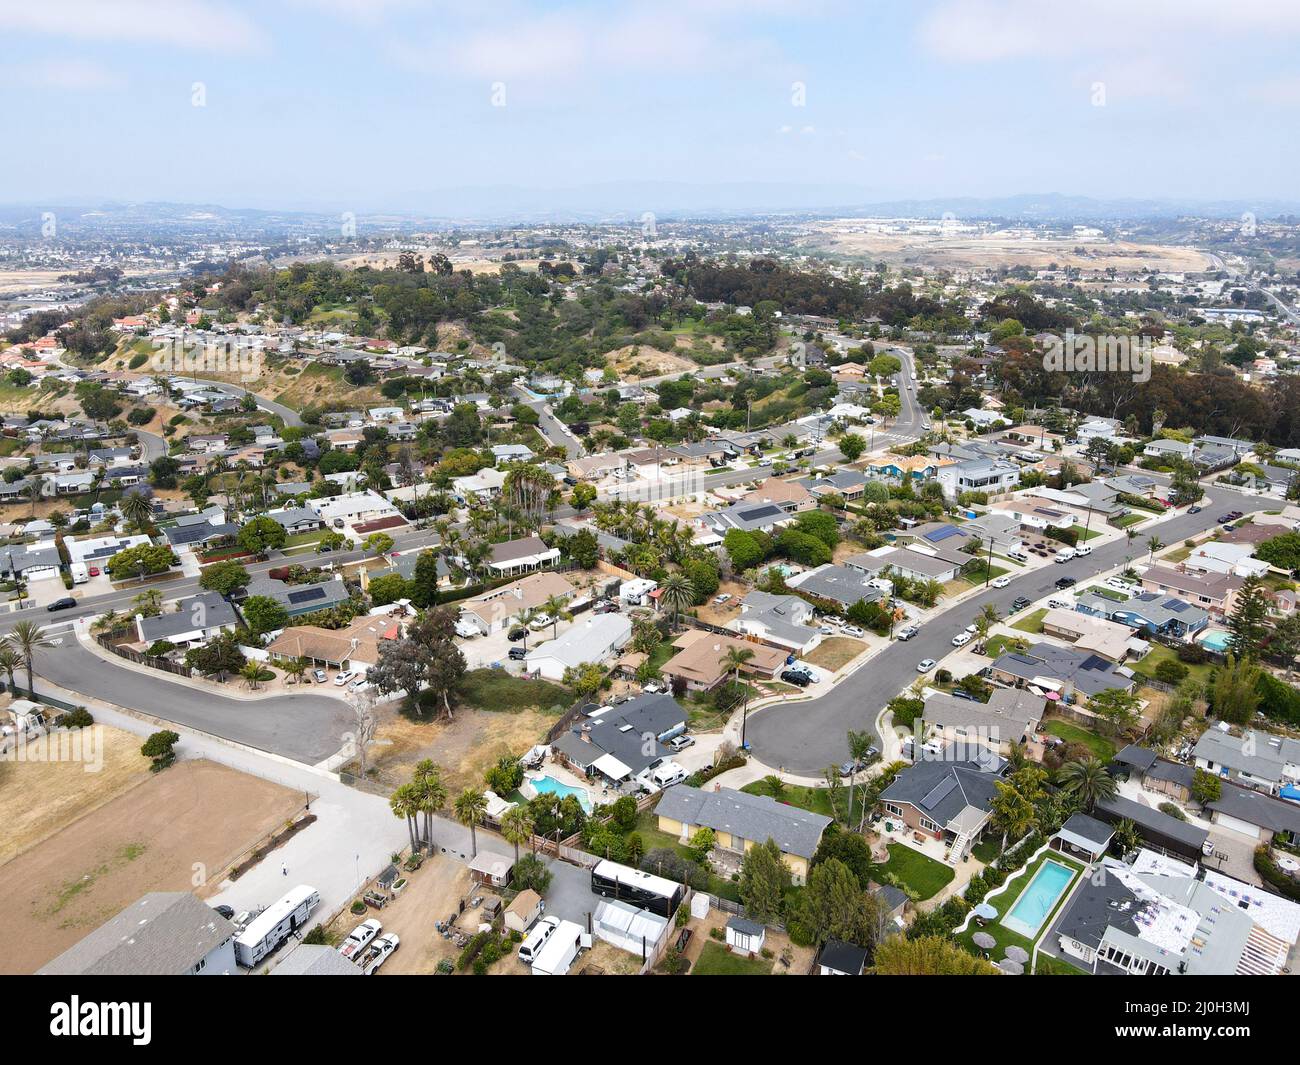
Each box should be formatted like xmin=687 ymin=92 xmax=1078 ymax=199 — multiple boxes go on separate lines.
xmin=1054 ymin=549 xmax=1075 ymax=563
xmin=712 ymin=593 xmax=732 ymax=605
xmin=843 ymin=625 xmax=866 ymax=638
xmin=952 ymin=632 xmax=972 ymax=647
xmin=916 ymin=658 xmax=937 ymax=673
xmin=991 ymin=575 xmax=1011 ymax=589
xmin=334 ymin=670 xmax=356 ymax=687
xmin=921 ymin=421 xmax=931 ymax=431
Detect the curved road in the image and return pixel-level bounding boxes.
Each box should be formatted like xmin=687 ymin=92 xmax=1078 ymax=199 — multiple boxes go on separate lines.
xmin=32 ymin=641 xmax=352 ymax=765
xmin=746 ymin=483 xmax=1270 ymax=775
xmin=182 ymin=378 xmax=304 ymax=427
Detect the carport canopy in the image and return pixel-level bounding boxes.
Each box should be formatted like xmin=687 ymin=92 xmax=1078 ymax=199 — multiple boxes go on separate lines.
xmin=591 ymin=752 xmax=632 ymax=782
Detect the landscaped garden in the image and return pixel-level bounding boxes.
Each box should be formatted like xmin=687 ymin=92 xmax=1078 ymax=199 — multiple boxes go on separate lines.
xmin=876 ymin=842 xmax=955 ymax=901
xmin=1043 ymin=718 xmax=1116 ymax=762
xmin=692 ymin=939 xmax=773 ymax=975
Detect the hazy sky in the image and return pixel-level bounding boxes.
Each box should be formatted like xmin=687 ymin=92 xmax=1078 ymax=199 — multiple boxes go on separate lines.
xmin=2 ymin=0 xmax=1299 ymax=215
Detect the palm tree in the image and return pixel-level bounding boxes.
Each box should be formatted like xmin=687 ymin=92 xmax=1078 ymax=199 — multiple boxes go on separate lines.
xmin=389 ymin=782 xmax=420 ymax=854
xmin=26 ymin=475 xmax=45 ymax=519
xmin=0 ymin=643 xmax=21 ymax=693
xmin=500 ymin=805 xmax=535 ymax=862
xmin=541 ymin=594 xmax=568 ymax=639
xmin=119 ymin=490 xmax=153 ymax=530
xmin=133 ymin=588 xmax=162 ymax=617
xmin=285 ymin=657 xmax=309 ymax=685
xmin=239 ymin=660 xmax=264 ymax=690
xmin=5 ymin=620 xmax=52 ymax=697
xmin=722 ymin=643 xmax=755 ymax=743
xmin=845 ymin=729 xmax=874 ymax=824
xmin=413 ymin=760 xmax=447 ymax=851
xmin=658 ymin=572 xmax=695 ymax=631
xmin=1124 ymin=528 xmax=1138 ymax=567
xmin=514 ymin=607 xmax=538 ymax=651
xmin=454 ymin=787 xmax=488 ymax=857
xmin=1057 ymin=757 xmax=1118 ymax=811
xmin=1145 ymin=535 xmax=1164 ymax=565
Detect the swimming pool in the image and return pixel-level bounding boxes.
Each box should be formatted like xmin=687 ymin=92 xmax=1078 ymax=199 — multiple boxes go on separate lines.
xmin=1200 ymin=630 xmax=1232 ymax=653
xmin=1000 ymin=859 xmax=1075 ymax=939
xmin=529 ymin=774 xmax=593 ymax=814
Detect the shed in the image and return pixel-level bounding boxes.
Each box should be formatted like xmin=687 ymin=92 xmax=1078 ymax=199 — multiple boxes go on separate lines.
xmin=724 ymin=915 xmax=766 ymax=956
xmin=818 ymin=938 xmax=868 ymax=976
xmin=468 ymin=851 xmax=514 ymax=888
xmin=1053 ymin=813 xmax=1114 ymax=862
xmin=504 ymin=889 xmax=543 ymax=934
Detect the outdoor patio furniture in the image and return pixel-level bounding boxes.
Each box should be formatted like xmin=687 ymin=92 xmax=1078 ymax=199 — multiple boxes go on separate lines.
xmin=1005 ymin=946 xmax=1029 ymax=963
xmin=972 ymin=932 xmax=996 ymax=949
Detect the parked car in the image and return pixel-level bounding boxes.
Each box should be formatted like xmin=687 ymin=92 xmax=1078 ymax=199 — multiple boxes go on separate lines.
xmin=843 ymin=625 xmax=866 ymax=638
xmin=213 ymin=904 xmax=235 ymax=920
xmin=668 ymin=734 xmax=695 ymax=753
xmin=1055 ymin=576 xmax=1077 ymax=590
xmin=1188 ymin=505 xmax=1202 ymax=514
xmin=786 ymin=664 xmax=818 ymax=683
xmin=46 ymin=597 xmax=77 ymax=611
xmin=991 ymin=575 xmax=1011 ymax=588
xmin=312 ymin=669 xmax=327 ymax=683
xmin=896 ymin=625 xmax=919 ymax=641
xmin=780 ymin=669 xmax=811 ymax=687
xmin=1054 ymin=548 xmax=1075 ymax=563
xmin=950 ymin=688 xmax=976 ymax=701
xmin=508 ymin=647 xmax=528 ymax=661
xmin=507 ymin=626 xmax=527 ymax=642
xmin=334 ymin=670 xmax=356 ymax=687
xmin=348 ymin=677 xmax=369 ymax=692
xmin=951 ymin=632 xmax=972 ymax=647
xmin=916 ymin=658 xmax=937 ymax=673
xmin=88 ymin=566 xmax=100 ymax=577
xmin=339 ymin=918 xmax=381 ymax=961
xmin=817 ymin=625 xmax=835 ymax=635
xmin=712 ymin=593 xmax=732 ymax=605
xmin=1075 ymin=544 xmax=1093 ymax=556
xmin=1010 ymin=596 xmax=1031 ymax=613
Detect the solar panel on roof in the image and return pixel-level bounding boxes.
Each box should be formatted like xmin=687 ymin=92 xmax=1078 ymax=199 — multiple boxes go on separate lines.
xmin=928 ymin=526 xmax=961 ymax=542
xmin=920 ymin=776 xmax=958 ymax=810
xmin=287 ymin=586 xmax=327 ymax=605
xmin=1079 ymin=655 xmax=1111 ymax=671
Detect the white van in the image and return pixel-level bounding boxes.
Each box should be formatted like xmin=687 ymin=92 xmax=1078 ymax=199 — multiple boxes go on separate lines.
xmin=1074 ymin=544 xmax=1093 ymax=557
xmin=636 ymin=760 xmax=687 ymax=794
xmin=518 ymin=915 xmax=561 ymax=964
xmin=1054 ymin=548 xmax=1075 ymax=563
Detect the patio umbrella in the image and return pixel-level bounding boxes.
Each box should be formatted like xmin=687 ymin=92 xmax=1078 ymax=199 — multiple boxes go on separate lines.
xmin=1005 ymin=945 xmax=1030 ymax=963
xmin=972 ymin=932 xmax=996 ymax=949
xmin=973 ymin=903 xmax=997 ymax=920
xmin=998 ymin=959 xmax=1025 ymax=975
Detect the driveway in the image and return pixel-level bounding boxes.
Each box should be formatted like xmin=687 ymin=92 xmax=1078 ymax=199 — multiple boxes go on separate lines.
xmin=32 ymin=641 xmax=353 ymax=765
xmin=746 ymin=486 xmax=1273 ymax=774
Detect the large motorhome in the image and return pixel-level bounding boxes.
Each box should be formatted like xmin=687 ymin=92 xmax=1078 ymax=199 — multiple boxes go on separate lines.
xmin=233 ymin=885 xmax=320 ymax=968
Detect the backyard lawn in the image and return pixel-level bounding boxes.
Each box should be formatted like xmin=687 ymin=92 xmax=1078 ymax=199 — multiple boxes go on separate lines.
xmin=954 ymin=850 xmax=1085 ymax=970
xmin=739 ymin=780 xmax=867 ymax=825
xmin=984 ymin=634 xmax=1030 ymax=658
xmin=876 ymin=842 xmax=954 ymax=901
xmin=693 ymin=940 xmax=773 ymax=975
xmin=1043 ymin=718 xmax=1116 ymax=761
xmin=1131 ymin=643 xmax=1214 ymax=686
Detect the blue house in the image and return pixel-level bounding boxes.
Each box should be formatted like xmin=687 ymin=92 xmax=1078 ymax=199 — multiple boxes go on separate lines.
xmin=1108 ymin=593 xmax=1210 ymax=638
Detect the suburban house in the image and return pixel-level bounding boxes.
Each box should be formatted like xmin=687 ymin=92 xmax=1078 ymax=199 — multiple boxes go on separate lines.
xmin=1092 ymin=794 xmax=1209 ymax=861
xmin=936 ymin=458 xmax=1021 ymax=501
xmin=524 ymin=614 xmax=632 ymax=682
xmin=989 ymin=641 xmax=1136 ymax=705
xmin=804 ymin=469 xmax=870 ymax=502
xmin=550 ymin=693 xmax=687 ymax=785
xmin=243 ymin=575 xmax=352 ymax=618
xmin=1051 ymin=813 xmax=1115 ymax=863
xmin=136 ymin=591 xmax=238 ymax=648
xmin=788 ymin=563 xmax=890 ymax=610
xmin=991 ymin=498 xmax=1078 ymax=531
xmin=655 ymin=784 xmax=832 ymax=885
xmin=1192 ymin=727 xmax=1300 ymax=795
xmin=266 ymin=506 xmax=323 ymax=536
xmin=659 ymin=631 xmax=785 ymax=692
xmin=728 ymin=590 xmax=822 ymax=653
xmin=868 ymin=455 xmax=949 ymax=482
xmin=699 ymin=500 xmax=795 ymax=536
xmin=1143 ymin=438 xmax=1197 ymax=461
xmin=1080 ymin=591 xmax=1210 ymax=639
xmin=1140 ymin=565 xmax=1242 ymax=616
xmin=878 ymin=754 xmax=1005 ymax=863
xmin=486 ymin=535 xmax=561 ymax=578
xmin=1183 ymin=542 xmax=1270 ymax=579
xmin=266 ymin=613 xmax=401 ymax=671
xmin=1043 ymin=850 xmax=1298 ymax=976
xmin=843 ymin=546 xmax=961 ymax=585
xmin=818 ymin=939 xmax=869 ymax=976
xmin=740 ymin=476 xmax=815 ymax=513
xmin=307 ymin=490 xmax=400 ymax=528
xmin=1040 ymin=607 xmax=1142 ymax=662
xmin=451 ymin=466 xmax=507 ymax=502
xmin=38 ymin=892 xmax=236 ymax=976
xmin=916 ymin=688 xmax=1046 ymax=757
xmin=458 ymin=571 xmax=577 ymax=635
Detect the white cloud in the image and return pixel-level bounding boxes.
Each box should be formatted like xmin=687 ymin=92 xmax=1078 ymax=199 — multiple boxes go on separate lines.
xmin=0 ymin=0 xmax=266 ymax=53
xmin=2 ymin=58 xmax=124 ymax=91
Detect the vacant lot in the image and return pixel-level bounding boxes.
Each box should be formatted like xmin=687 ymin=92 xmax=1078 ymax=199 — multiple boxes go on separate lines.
xmin=0 ymin=759 xmax=302 ymax=974
xmin=804 ymin=636 xmax=866 ymax=672
xmin=0 ymin=724 xmax=151 ymax=867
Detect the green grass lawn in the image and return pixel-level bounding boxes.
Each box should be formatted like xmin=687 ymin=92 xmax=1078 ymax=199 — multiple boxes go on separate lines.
xmin=1011 ymin=608 xmax=1047 ymax=634
xmin=692 ymin=940 xmax=773 ymax=975
xmin=1132 ymin=642 xmax=1214 ymax=686
xmin=972 ymin=837 xmax=1003 ymax=864
xmin=985 ymin=634 xmax=1030 ymax=658
xmin=738 ymin=780 xmax=868 ymax=825
xmin=877 ymin=843 xmax=955 ymax=901
xmin=455 ymin=669 xmax=570 ymax=713
xmin=1083 ymin=585 xmax=1128 ymax=602
xmin=1043 ymin=719 xmax=1116 ymax=761
xmin=955 ymin=850 xmax=1084 ymax=969
xmin=1112 ymin=513 xmax=1146 ymax=529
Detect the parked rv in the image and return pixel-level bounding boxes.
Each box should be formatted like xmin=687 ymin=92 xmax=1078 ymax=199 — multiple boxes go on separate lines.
xmin=233 ymin=885 xmax=320 ymax=968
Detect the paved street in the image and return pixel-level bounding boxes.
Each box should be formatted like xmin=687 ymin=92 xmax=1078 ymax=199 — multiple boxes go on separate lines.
xmin=32 ymin=640 xmax=354 ymax=765
xmin=746 ymin=484 xmax=1273 ymax=774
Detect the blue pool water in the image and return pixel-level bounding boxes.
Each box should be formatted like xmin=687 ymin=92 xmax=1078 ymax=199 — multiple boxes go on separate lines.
xmin=1001 ymin=860 xmax=1074 ymax=938
xmin=530 ymin=774 xmax=593 ymax=813
xmin=1200 ymin=630 xmax=1232 ymax=653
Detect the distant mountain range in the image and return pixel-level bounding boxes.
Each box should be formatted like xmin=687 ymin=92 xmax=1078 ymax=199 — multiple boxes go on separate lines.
xmin=1 ymin=188 xmax=1298 ymax=233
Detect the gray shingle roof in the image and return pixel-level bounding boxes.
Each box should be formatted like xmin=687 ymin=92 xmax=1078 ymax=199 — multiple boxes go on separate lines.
xmin=879 ymin=758 xmax=1004 ymax=828
xmin=270 ymin=944 xmax=362 ymax=976
xmin=655 ymin=784 xmax=831 ymax=860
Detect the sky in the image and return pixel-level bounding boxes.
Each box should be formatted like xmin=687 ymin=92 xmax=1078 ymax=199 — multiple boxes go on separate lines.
xmin=2 ymin=0 xmax=1299 ymax=217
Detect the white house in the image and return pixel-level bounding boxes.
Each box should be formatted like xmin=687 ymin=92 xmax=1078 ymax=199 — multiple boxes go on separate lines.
xmin=452 ymin=467 xmax=507 ymax=502
xmin=525 ymin=614 xmax=632 ymax=681
xmin=307 ymin=491 xmax=399 ymax=528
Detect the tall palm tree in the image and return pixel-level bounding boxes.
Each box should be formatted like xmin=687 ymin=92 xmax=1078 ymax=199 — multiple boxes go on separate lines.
xmin=658 ymin=572 xmax=695 ymax=631
xmin=389 ymin=782 xmax=420 ymax=854
xmin=0 ymin=643 xmax=21 ymax=693
xmin=514 ymin=607 xmax=538 ymax=651
xmin=500 ymin=805 xmax=535 ymax=862
xmin=413 ymin=759 xmax=447 ymax=851
xmin=1145 ymin=535 xmax=1164 ymax=565
xmin=5 ymin=620 xmax=52 ymax=697
xmin=1058 ymin=757 xmax=1118 ymax=810
xmin=845 ymin=729 xmax=874 ymax=825
xmin=119 ymin=490 xmax=153 ymax=530
xmin=541 ymin=594 xmax=568 ymax=639
xmin=1124 ymin=528 xmax=1138 ymax=567
xmin=454 ymin=787 xmax=488 ymax=857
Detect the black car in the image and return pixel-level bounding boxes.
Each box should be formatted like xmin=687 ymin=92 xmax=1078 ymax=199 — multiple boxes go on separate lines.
xmin=1055 ymin=576 xmax=1077 ymax=590
xmin=1217 ymin=513 xmax=1233 ymax=523
xmin=780 ymin=669 xmax=811 ymax=687
xmin=46 ymin=597 xmax=77 ymax=611
xmin=213 ymin=904 xmax=235 ymax=920
xmin=507 ymin=647 xmax=527 ymax=661
xmin=1010 ymin=596 xmax=1031 ymax=612
xmin=507 ymin=626 xmax=527 ymax=641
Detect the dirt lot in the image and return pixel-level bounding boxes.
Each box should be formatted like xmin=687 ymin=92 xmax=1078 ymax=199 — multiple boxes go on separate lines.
xmin=694 ymin=579 xmax=749 ymax=626
xmin=605 ymin=343 xmax=697 ymax=378
xmin=0 ymin=758 xmax=303 ymax=974
xmin=0 ymin=723 xmax=152 ymax=866
xmin=353 ymin=704 xmax=555 ymax=796
xmin=803 ymin=636 xmax=867 ymax=672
